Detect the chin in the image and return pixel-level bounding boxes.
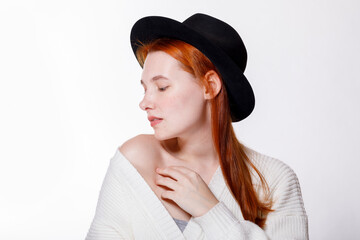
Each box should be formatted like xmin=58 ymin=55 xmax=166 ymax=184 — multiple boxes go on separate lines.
xmin=153 ymin=129 xmax=177 ymax=142
xmin=153 ymin=131 xmax=171 ymax=141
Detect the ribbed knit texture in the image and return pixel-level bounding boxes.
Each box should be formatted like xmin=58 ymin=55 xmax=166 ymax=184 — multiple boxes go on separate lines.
xmin=85 ymin=146 xmax=308 ymax=239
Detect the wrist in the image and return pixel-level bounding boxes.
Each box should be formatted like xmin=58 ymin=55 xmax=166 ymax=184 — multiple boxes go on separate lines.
xmin=193 ymin=199 xmax=220 ymax=217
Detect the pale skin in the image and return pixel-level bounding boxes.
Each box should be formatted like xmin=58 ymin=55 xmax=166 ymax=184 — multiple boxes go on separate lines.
xmin=154 ymin=165 xmax=219 ymax=218
xmin=122 ymin=50 xmax=223 ymax=220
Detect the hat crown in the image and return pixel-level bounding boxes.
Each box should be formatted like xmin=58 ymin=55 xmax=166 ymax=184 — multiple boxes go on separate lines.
xmin=183 ymin=13 xmax=247 ymax=72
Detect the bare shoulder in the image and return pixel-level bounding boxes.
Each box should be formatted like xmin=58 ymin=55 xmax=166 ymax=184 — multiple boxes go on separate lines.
xmin=118 ymin=134 xmax=161 ymax=169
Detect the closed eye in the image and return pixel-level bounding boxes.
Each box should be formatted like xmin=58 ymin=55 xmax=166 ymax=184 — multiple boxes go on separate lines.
xmin=159 ymin=86 xmax=169 ymax=92
xmin=142 ymin=86 xmax=168 ymax=94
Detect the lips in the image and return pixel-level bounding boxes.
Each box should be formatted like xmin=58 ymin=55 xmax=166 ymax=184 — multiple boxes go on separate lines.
xmin=148 ymin=116 xmax=163 ymax=122
xmin=148 ymin=116 xmax=163 ymax=127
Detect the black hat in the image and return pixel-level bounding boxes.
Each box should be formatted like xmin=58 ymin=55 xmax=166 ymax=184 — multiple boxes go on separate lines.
xmin=130 ymin=13 xmax=255 ymax=122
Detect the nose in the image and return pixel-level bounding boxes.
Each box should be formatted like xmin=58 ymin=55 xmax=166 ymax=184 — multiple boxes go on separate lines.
xmin=139 ymin=92 xmax=154 ymax=111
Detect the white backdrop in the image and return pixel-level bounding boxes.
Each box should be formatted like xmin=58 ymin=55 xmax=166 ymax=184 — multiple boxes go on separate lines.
xmin=1 ymin=0 xmax=359 ymax=239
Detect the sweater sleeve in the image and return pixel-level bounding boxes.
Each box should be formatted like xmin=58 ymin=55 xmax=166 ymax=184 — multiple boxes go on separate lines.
xmin=85 ymin=158 xmax=134 ymax=240
xmin=191 ymin=161 xmax=308 ymax=240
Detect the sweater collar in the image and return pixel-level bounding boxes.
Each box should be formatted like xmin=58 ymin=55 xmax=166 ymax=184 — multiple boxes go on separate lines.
xmin=115 ymin=149 xmax=225 ymax=239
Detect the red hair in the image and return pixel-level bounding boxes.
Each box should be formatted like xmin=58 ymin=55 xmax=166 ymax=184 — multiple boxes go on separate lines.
xmin=136 ymin=38 xmax=273 ymax=228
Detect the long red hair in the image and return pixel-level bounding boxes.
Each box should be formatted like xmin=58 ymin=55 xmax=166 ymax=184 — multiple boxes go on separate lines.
xmin=136 ymin=38 xmax=273 ymax=228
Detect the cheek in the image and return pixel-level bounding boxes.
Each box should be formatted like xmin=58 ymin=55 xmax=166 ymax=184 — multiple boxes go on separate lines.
xmin=163 ymin=87 xmax=205 ymax=120
xmin=160 ymin=95 xmax=182 ymax=114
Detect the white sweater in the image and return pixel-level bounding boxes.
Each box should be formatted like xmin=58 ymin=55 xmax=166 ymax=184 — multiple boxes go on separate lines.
xmin=85 ymin=146 xmax=308 ymax=239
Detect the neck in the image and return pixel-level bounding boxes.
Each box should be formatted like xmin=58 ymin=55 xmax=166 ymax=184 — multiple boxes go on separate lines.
xmin=161 ymin=127 xmax=219 ymax=168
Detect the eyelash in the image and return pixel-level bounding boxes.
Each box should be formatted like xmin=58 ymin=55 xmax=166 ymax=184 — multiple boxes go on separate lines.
xmin=143 ymin=86 xmax=168 ymax=94
xmin=158 ymin=86 xmax=168 ymax=91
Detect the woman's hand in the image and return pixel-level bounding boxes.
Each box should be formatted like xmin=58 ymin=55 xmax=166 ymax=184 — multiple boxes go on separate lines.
xmin=155 ymin=166 xmax=219 ymax=217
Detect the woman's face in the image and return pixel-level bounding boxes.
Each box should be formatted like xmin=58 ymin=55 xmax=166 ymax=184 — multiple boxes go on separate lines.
xmin=139 ymin=51 xmax=209 ymax=140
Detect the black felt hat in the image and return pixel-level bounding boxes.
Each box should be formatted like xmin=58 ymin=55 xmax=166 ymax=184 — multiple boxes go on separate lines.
xmin=130 ymin=13 xmax=255 ymax=122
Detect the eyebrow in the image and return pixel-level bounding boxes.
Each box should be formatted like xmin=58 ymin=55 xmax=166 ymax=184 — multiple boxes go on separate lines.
xmin=140 ymin=75 xmax=169 ymax=85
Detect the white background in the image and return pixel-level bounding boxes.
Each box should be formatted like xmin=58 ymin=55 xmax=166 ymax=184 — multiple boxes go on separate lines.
xmin=1 ymin=0 xmax=359 ymax=239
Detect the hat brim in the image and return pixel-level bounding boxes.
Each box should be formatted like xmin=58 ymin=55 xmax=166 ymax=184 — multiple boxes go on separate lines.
xmin=130 ymin=16 xmax=255 ymax=122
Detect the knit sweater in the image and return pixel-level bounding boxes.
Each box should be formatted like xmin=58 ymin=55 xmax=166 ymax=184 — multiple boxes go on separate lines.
xmin=85 ymin=146 xmax=308 ymax=239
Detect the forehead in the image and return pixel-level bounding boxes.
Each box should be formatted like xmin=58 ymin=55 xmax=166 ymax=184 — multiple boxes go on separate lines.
xmin=141 ymin=51 xmax=184 ymax=83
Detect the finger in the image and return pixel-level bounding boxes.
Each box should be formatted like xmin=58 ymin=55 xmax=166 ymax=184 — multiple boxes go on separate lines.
xmin=161 ymin=190 xmax=176 ymax=200
xmin=168 ymin=166 xmax=200 ymax=182
xmin=169 ymin=165 xmax=197 ymax=176
xmin=156 ymin=167 xmax=185 ymax=181
xmin=156 ymin=174 xmax=178 ymax=190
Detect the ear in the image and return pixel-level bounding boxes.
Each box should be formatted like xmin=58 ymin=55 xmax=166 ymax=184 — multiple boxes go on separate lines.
xmin=203 ymin=70 xmax=222 ymax=99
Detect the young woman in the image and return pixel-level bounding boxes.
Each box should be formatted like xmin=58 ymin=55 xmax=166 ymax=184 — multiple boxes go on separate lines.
xmin=86 ymin=13 xmax=308 ymax=239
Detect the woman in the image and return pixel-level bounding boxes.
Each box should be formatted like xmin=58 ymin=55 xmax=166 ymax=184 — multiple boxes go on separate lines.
xmin=86 ymin=13 xmax=308 ymax=239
